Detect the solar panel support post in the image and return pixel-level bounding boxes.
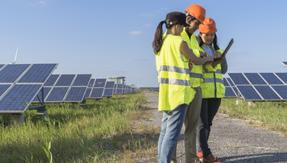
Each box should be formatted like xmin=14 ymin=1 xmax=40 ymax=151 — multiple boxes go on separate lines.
xmin=29 ymin=87 xmax=48 ymax=118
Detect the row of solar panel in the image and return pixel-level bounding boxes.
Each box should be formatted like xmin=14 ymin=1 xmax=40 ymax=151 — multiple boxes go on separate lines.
xmin=0 ymin=64 xmax=137 ymax=113
xmin=225 ymin=73 xmax=287 ymax=101
xmin=34 ymin=75 xmax=135 ymax=103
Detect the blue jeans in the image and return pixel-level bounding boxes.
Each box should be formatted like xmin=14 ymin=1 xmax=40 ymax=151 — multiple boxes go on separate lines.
xmin=158 ymin=104 xmax=188 ymax=163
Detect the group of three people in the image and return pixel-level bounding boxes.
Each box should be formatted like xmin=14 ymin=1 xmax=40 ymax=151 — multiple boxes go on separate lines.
xmin=153 ymin=4 xmax=228 ymax=163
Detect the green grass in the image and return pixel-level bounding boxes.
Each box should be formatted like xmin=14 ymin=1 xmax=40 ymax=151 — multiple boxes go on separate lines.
xmin=220 ymin=99 xmax=287 ymax=136
xmin=0 ymin=93 xmax=145 ymax=163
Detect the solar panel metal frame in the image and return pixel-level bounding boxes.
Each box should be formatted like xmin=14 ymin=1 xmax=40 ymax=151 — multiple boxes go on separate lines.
xmin=0 ymin=64 xmax=57 ymax=113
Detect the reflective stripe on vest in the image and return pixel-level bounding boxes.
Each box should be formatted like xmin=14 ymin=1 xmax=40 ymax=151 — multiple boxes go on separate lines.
xmin=159 ymin=65 xmax=190 ymax=74
xmin=160 ymin=78 xmax=190 ymax=86
xmin=190 ymin=72 xmax=203 ymax=79
xmin=204 ymin=69 xmax=222 ymax=73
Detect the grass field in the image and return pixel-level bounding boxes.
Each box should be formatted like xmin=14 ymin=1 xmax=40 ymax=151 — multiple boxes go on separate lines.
xmin=0 ymin=93 xmax=151 ymax=162
xmin=220 ymin=99 xmax=287 ymax=136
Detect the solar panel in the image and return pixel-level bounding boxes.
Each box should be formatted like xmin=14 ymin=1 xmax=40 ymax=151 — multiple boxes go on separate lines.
xmin=226 ymin=78 xmax=235 ymax=86
xmin=88 ymin=79 xmax=95 ymax=87
xmin=94 ymin=79 xmax=107 ymax=87
xmin=55 ymin=74 xmax=76 ymax=86
xmin=228 ymin=73 xmax=250 ymax=85
xmin=33 ymin=87 xmax=52 ymax=102
xmin=19 ymin=64 xmax=57 ymax=83
xmin=65 ymin=87 xmax=87 ymax=102
xmin=236 ymin=86 xmax=262 ymax=101
xmin=282 ymin=61 xmax=287 ymax=66
xmin=0 ymin=84 xmax=11 ymax=97
xmin=72 ymin=74 xmax=92 ymax=86
xmin=44 ymin=75 xmax=60 ymax=86
xmin=0 ymin=64 xmax=4 ymax=70
xmin=103 ymin=81 xmax=115 ymax=97
xmin=275 ymin=73 xmax=287 ymax=84
xmin=0 ymin=84 xmax=42 ymax=112
xmin=84 ymin=88 xmax=92 ymax=98
xmin=118 ymin=84 xmax=124 ymax=94
xmin=113 ymin=84 xmax=118 ymax=94
xmin=271 ymin=86 xmax=287 ymax=100
xmin=0 ymin=64 xmax=30 ymax=83
xmin=105 ymin=81 xmax=115 ymax=88
xmin=254 ymin=86 xmax=281 ymax=100
xmin=103 ymin=89 xmax=113 ymax=97
xmin=46 ymin=87 xmax=69 ymax=102
xmin=244 ymin=73 xmax=267 ymax=85
xmin=90 ymin=88 xmax=104 ymax=99
xmin=260 ymin=73 xmax=283 ymax=85
xmin=223 ymin=78 xmax=229 ymax=86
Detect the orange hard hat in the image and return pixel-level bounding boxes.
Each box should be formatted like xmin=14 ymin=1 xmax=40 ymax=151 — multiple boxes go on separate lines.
xmin=185 ymin=4 xmax=206 ymax=23
xmin=199 ymin=17 xmax=217 ymax=34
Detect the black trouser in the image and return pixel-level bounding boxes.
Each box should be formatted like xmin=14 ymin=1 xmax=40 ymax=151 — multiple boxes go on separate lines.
xmin=199 ymin=98 xmax=221 ymax=157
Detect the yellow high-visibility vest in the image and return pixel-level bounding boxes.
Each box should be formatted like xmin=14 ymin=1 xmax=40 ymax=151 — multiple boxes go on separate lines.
xmin=155 ymin=34 xmax=195 ymax=111
xmin=181 ymin=29 xmax=203 ymax=88
xmin=201 ymin=48 xmax=225 ymax=98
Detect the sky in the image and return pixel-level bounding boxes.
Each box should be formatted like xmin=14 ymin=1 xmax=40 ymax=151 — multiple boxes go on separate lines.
xmin=0 ymin=0 xmax=287 ymax=87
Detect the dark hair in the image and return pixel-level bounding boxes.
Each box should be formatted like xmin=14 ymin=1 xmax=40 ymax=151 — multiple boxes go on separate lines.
xmin=152 ymin=21 xmax=166 ymax=54
xmin=198 ymin=33 xmax=220 ymax=50
xmin=152 ymin=12 xmax=187 ymax=54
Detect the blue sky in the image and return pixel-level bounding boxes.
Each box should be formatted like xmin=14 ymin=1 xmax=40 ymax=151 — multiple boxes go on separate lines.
xmin=1 ymin=0 xmax=287 ymax=87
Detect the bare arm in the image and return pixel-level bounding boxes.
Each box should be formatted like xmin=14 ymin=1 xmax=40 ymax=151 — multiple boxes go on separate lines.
xmin=180 ymin=41 xmax=213 ymax=65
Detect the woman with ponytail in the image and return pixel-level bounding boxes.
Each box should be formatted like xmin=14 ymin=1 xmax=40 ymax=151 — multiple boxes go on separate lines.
xmin=153 ymin=12 xmax=214 ymax=163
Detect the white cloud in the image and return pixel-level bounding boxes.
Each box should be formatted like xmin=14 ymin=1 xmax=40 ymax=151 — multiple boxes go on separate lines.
xmin=31 ymin=0 xmax=48 ymax=7
xmin=38 ymin=0 xmax=47 ymax=6
xmin=129 ymin=30 xmax=143 ymax=36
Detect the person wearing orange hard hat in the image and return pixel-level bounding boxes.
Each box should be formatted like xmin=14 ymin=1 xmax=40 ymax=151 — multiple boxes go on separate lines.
xmin=197 ymin=17 xmax=228 ymax=163
xmin=171 ymin=3 xmax=208 ymax=163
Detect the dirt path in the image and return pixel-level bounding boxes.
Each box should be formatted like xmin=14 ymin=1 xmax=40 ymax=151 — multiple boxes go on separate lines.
xmin=141 ymin=91 xmax=287 ymax=163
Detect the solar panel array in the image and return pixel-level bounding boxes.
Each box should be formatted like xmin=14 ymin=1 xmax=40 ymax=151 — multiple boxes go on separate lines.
xmin=228 ymin=73 xmax=287 ymax=101
xmin=34 ymin=74 xmax=92 ymax=102
xmin=0 ymin=63 xmax=138 ymax=114
xmin=0 ymin=64 xmax=57 ymax=113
